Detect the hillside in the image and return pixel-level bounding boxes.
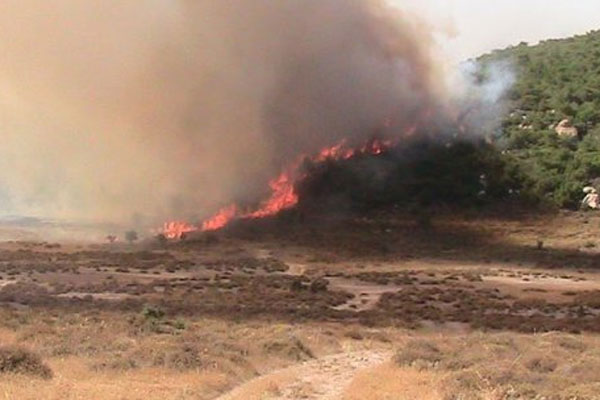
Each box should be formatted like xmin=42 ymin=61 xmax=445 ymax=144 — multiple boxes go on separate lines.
xmin=479 ymin=30 xmax=600 ymax=208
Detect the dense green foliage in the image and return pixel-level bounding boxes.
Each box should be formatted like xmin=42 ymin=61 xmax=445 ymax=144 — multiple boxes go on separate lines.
xmin=296 ymin=139 xmax=520 ymax=211
xmin=479 ymin=30 xmax=600 ymax=207
xmin=296 ymin=31 xmax=600 ymax=212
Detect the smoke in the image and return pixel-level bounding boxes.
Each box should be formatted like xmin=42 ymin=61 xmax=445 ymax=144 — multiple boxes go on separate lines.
xmin=450 ymin=59 xmax=515 ymax=137
xmin=0 ymin=0 xmax=489 ymax=229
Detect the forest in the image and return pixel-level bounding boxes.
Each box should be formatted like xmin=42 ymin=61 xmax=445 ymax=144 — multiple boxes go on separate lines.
xmin=479 ymin=30 xmax=600 ymax=208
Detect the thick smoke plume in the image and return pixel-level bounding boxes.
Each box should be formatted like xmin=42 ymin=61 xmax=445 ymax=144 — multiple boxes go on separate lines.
xmin=0 ymin=0 xmax=461 ymax=229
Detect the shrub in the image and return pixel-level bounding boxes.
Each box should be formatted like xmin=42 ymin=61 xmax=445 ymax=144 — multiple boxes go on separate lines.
xmin=142 ymin=305 xmax=165 ymax=320
xmin=296 ymin=138 xmax=525 ymax=212
xmin=263 ymin=335 xmax=314 ymax=362
xmin=173 ymin=319 xmax=187 ymax=331
xmin=310 ymin=278 xmax=329 ymax=293
xmin=155 ymin=234 xmax=168 ymax=246
xmin=525 ymin=356 xmax=558 ymax=373
xmin=394 ymin=339 xmax=443 ymax=369
xmin=163 ymin=344 xmax=203 ymax=371
xmin=125 ymin=230 xmax=139 ymax=243
xmin=0 ymin=346 xmax=53 ymax=379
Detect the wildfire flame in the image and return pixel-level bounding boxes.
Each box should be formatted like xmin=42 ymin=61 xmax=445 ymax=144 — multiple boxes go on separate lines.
xmin=162 ymin=221 xmax=198 ymax=240
xmin=161 ymin=137 xmax=396 ymax=238
xmin=245 ymin=169 xmax=299 ymax=219
xmin=201 ymin=205 xmax=238 ymax=232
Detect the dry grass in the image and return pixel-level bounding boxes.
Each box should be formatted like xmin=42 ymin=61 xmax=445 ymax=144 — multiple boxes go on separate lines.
xmin=0 ymin=358 xmax=228 ymax=400
xmin=1 ymin=212 xmax=600 ymax=398
xmin=394 ymin=339 xmax=443 ymax=369
xmin=343 ymin=364 xmax=443 ymax=400
xmin=4 ymin=309 xmax=600 ymax=400
xmin=0 ymin=309 xmax=345 ymax=399
xmin=392 ymin=332 xmax=600 ymax=399
xmin=0 ymin=345 xmax=52 ymax=379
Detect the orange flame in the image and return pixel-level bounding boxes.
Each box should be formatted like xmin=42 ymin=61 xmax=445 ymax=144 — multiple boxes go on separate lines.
xmin=162 ymin=221 xmax=198 ymax=239
xmin=245 ymin=169 xmax=299 ymax=219
xmin=201 ymin=205 xmax=238 ymax=232
xmin=162 ymin=137 xmax=397 ymax=237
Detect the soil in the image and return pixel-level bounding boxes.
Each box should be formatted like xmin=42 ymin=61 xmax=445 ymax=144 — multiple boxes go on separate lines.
xmin=217 ymin=350 xmax=391 ymax=400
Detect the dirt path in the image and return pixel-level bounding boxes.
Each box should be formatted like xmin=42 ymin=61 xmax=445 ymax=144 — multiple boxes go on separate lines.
xmin=217 ymin=350 xmax=391 ymax=400
xmin=328 ymin=277 xmax=400 ymax=312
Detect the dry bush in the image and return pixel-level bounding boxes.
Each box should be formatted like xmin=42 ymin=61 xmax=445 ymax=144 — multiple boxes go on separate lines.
xmin=262 ymin=335 xmax=314 ymax=362
xmin=556 ymin=335 xmax=587 ymax=352
xmin=344 ymin=329 xmax=364 ymax=341
xmin=524 ymin=355 xmax=558 ymax=373
xmin=90 ymin=335 xmax=207 ymax=373
xmin=310 ymin=278 xmax=329 ymax=293
xmin=0 ymin=346 xmax=52 ymax=379
xmin=16 ymin=313 xmax=131 ymax=358
xmin=394 ymin=339 xmax=442 ymax=369
xmin=157 ymin=344 xmax=204 ymax=371
xmin=90 ymin=356 xmax=139 ymax=372
xmin=394 ymin=333 xmax=600 ymax=399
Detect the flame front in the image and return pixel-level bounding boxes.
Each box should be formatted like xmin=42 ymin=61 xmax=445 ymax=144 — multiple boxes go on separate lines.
xmin=201 ymin=205 xmax=238 ymax=232
xmin=161 ymin=137 xmax=396 ymax=238
xmin=245 ymin=170 xmax=299 ymax=219
xmin=162 ymin=221 xmax=198 ymax=239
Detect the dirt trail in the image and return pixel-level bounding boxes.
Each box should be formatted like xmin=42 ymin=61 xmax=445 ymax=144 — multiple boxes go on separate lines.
xmin=328 ymin=277 xmax=400 ymax=312
xmin=217 ymin=350 xmax=390 ymax=400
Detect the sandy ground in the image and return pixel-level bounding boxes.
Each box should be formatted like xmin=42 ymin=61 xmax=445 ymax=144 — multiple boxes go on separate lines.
xmin=217 ymin=350 xmax=391 ymax=400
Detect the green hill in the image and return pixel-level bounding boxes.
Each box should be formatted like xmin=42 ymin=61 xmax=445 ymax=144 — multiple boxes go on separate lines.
xmin=478 ymin=30 xmax=600 ymax=208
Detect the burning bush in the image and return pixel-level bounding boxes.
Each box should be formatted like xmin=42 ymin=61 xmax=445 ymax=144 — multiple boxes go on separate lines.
xmin=296 ymin=138 xmax=521 ymax=212
xmin=162 ymin=135 xmax=526 ymax=239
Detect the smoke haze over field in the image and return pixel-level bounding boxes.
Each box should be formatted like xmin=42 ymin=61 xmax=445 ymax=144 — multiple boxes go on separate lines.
xmin=0 ymin=0 xmax=496 ymax=229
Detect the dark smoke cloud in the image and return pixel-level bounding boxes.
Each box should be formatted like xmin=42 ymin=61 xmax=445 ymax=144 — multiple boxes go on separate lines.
xmin=0 ymin=0 xmax=447 ymax=228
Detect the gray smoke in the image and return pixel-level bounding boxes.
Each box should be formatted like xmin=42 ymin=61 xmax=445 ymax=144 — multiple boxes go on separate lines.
xmin=452 ymin=59 xmax=516 ymax=137
xmin=0 ymin=0 xmax=459 ymax=228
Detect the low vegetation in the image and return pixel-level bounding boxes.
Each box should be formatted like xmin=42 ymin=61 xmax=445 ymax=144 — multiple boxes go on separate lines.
xmin=0 ymin=345 xmax=52 ymax=379
xmin=395 ymin=333 xmax=600 ymax=399
xmin=297 ymin=139 xmax=521 ymax=212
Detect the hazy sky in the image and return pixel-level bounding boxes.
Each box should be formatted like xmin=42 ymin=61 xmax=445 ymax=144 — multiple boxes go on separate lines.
xmin=393 ymin=0 xmax=600 ymax=62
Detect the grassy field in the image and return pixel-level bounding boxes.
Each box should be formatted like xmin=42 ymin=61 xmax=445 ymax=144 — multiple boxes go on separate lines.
xmin=1 ymin=209 xmax=600 ymax=399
